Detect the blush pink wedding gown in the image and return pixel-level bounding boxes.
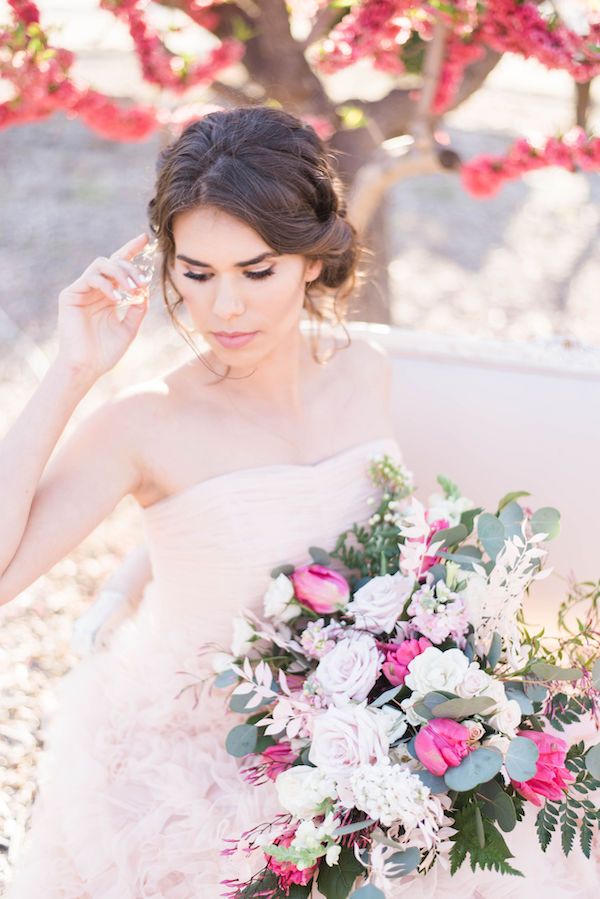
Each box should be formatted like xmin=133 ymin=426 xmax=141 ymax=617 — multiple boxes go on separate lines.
xmin=5 ymin=436 xmax=599 ymax=898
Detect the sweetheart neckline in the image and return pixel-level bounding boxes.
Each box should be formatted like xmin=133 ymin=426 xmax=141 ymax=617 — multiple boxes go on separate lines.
xmin=139 ymin=435 xmax=401 ymax=515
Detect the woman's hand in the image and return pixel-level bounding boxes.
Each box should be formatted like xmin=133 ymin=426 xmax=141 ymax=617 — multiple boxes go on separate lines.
xmin=57 ymin=232 xmax=151 ymax=380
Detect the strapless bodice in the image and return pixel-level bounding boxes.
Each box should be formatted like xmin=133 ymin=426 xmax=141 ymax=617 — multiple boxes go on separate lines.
xmin=136 ymin=436 xmax=403 ymax=656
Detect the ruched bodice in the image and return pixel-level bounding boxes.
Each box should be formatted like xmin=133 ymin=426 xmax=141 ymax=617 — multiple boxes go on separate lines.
xmin=138 ymin=436 xmax=403 ymax=655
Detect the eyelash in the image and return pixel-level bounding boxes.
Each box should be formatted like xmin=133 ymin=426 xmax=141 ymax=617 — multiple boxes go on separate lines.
xmin=183 ymin=268 xmax=275 ymax=282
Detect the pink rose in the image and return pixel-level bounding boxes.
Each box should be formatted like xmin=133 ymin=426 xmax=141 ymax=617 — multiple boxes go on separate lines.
xmin=378 ymin=637 xmax=433 ymax=686
xmin=291 ymin=564 xmax=350 ymax=615
xmin=265 ymin=826 xmax=318 ymax=887
xmin=415 ymin=717 xmax=472 ymax=776
xmin=510 ymin=730 xmax=576 ymax=807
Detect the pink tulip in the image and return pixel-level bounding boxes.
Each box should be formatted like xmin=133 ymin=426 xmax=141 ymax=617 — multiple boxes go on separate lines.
xmin=378 ymin=637 xmax=433 ymax=686
xmin=415 ymin=718 xmax=472 ymax=776
xmin=510 ymin=730 xmax=576 ymax=807
xmin=290 ymin=564 xmax=350 ymax=615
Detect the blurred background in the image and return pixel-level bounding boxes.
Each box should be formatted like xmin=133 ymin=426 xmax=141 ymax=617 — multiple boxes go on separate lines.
xmin=0 ymin=0 xmax=599 ymax=888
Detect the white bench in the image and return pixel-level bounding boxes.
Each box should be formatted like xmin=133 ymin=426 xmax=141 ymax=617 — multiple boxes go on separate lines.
xmin=343 ymin=321 xmax=600 ymax=631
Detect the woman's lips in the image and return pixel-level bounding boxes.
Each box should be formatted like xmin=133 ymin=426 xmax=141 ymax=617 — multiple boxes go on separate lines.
xmin=212 ymin=331 xmax=259 ymax=348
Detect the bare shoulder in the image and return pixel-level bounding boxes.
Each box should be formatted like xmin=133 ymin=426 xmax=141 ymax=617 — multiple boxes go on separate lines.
xmin=344 ymin=332 xmax=393 ymax=385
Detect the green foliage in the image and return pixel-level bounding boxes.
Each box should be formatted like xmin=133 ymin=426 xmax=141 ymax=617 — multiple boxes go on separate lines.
xmin=449 ymin=803 xmax=524 ymax=876
xmin=317 ymin=845 xmax=364 ymax=899
xmin=535 ymin=741 xmax=600 ymax=858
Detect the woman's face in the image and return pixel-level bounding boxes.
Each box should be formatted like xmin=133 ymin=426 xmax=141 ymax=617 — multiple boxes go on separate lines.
xmin=169 ymin=206 xmax=322 ymax=361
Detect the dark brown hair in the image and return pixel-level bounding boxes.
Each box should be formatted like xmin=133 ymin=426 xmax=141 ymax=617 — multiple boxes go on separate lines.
xmin=147 ymin=105 xmax=365 ymax=381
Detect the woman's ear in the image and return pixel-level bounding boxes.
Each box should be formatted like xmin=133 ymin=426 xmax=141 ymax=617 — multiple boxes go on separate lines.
xmin=305 ymin=258 xmax=323 ymax=284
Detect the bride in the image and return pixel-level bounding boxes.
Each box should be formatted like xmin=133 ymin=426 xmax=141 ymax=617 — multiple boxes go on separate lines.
xmin=1 ymin=106 xmax=596 ymax=898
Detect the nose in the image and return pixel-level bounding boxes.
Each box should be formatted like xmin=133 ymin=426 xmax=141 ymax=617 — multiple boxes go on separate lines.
xmin=212 ymin=274 xmax=245 ymax=321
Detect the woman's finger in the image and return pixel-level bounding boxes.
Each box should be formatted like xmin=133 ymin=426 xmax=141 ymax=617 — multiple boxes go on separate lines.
xmin=111 ymin=232 xmax=149 ymax=262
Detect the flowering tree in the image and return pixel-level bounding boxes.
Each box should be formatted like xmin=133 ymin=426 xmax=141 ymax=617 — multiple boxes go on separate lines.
xmin=1 ymin=0 xmax=599 ymax=320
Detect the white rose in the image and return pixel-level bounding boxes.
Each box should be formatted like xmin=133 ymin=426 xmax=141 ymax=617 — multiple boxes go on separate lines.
xmin=378 ymin=703 xmax=408 ymax=743
xmin=404 ymin=646 xmax=470 ymax=695
xmin=483 ymin=733 xmax=511 ymax=758
xmin=346 ymin=571 xmax=416 ymax=633
xmin=459 ymin=572 xmax=487 ymax=629
xmin=400 ymin=692 xmax=428 ymax=726
xmin=230 ymin=615 xmax=256 ymax=657
xmin=263 ymin=573 xmax=299 ymax=623
xmin=308 ymin=703 xmax=390 ymax=793
xmin=275 ymin=765 xmax=337 ymax=819
xmin=488 ymin=699 xmax=522 ymax=737
xmin=314 ymin=632 xmax=383 ymax=707
xmin=455 ymin=664 xmax=495 ymax=698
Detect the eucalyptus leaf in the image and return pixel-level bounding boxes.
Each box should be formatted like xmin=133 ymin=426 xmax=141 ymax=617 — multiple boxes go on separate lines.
xmin=406 ymin=735 xmax=418 ymax=759
xmin=415 ymin=770 xmax=447 ymax=793
xmin=385 ymin=847 xmax=421 ymax=878
xmin=478 ymin=780 xmax=516 ymax=831
xmin=459 ymin=507 xmax=483 ymax=537
xmin=505 ymin=736 xmax=539 ymax=782
xmin=486 ymin=632 xmax=502 ymax=670
xmin=333 ymin=818 xmax=377 ymax=837
xmin=308 ymin=546 xmax=332 ymax=565
xmin=585 ymin=743 xmax=600 ymax=779
xmin=371 ymin=685 xmax=403 ymax=708
xmin=444 ymin=748 xmax=503 ymax=791
xmin=214 ymin=668 xmax=238 ymax=688
xmin=427 ymin=563 xmax=446 ymax=583
xmin=432 ymin=695 xmax=497 ymax=719
xmin=225 ymin=724 xmax=257 ymax=757
xmin=496 ymin=490 xmax=530 ymax=514
xmin=270 ymin=563 xmax=295 ymax=578
xmin=523 ymin=676 xmax=548 ymax=703
xmin=530 ymin=507 xmax=560 ymax=540
xmin=429 ymin=524 xmax=468 ymax=549
xmin=349 ymin=886 xmax=385 ymax=898
xmin=531 ymin=661 xmax=583 ymax=682
xmin=591 ymin=658 xmax=600 ymax=690
xmin=436 ymin=548 xmax=482 ymax=569
xmin=504 ymin=683 xmax=534 ymax=715
xmin=499 ymin=501 xmax=524 ymax=539
xmin=477 ymin=513 xmax=505 ymax=562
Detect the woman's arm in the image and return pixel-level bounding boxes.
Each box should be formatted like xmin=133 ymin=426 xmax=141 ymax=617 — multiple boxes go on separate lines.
xmin=0 ymin=233 xmax=150 ymax=607
xmin=70 ymin=544 xmax=153 ymax=654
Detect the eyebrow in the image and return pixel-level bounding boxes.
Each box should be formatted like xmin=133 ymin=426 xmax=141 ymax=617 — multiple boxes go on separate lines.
xmin=175 ymin=251 xmax=279 ymax=268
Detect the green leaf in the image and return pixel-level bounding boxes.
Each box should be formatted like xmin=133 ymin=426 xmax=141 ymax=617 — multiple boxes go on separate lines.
xmin=505 ymin=736 xmax=539 ymax=782
xmin=385 ymin=847 xmax=421 ymax=877
xmin=486 ymin=632 xmax=502 ymax=670
xmin=474 ymin=805 xmax=486 ymax=848
xmin=225 ymin=724 xmax=257 ymax=757
xmin=531 ymin=661 xmax=583 ymax=682
xmin=309 ymin=545 xmax=332 ymax=565
xmin=350 ymin=887 xmax=385 ymax=899
xmin=415 ymin=769 xmax=447 ymax=792
xmin=444 ymin=748 xmax=503 ymax=791
xmin=214 ymin=668 xmax=238 ymax=688
xmin=413 ymin=691 xmax=452 ymax=721
xmin=592 ymin=658 xmax=600 ymax=690
xmin=530 ymin=507 xmax=560 ymax=540
xmin=332 ymin=818 xmax=376 ymax=837
xmin=270 ymin=562 xmax=295 ymax=577
xmin=504 ymin=683 xmax=534 ymax=715
xmin=432 ymin=695 xmax=497 ymax=719
xmin=477 ymin=513 xmax=506 ymax=561
xmin=496 ymin=490 xmax=530 ymax=514
xmin=449 ymin=805 xmax=524 ymax=877
xmin=436 ymin=474 xmax=461 ymax=499
xmin=459 ymin=507 xmax=483 ymax=537
xmin=584 ymin=743 xmax=600 ymax=779
xmin=371 ymin=685 xmax=403 ymax=708
xmin=317 ymin=844 xmax=364 ymax=899
xmin=477 ymin=781 xmax=517 ymax=833
xmin=498 ymin=501 xmax=524 ymax=540
xmin=429 ymin=523 xmax=468 ymax=548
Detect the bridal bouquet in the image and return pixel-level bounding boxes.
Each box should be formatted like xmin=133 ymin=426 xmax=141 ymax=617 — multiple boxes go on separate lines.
xmin=207 ymin=452 xmax=600 ymax=899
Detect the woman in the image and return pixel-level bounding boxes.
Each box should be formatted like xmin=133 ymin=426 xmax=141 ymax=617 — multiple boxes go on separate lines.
xmin=1 ymin=105 xmax=398 ymax=897
xmin=2 ymin=106 xmax=597 ymax=898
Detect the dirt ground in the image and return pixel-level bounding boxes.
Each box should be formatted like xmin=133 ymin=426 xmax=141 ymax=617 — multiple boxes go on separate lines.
xmin=0 ymin=15 xmax=599 ymax=890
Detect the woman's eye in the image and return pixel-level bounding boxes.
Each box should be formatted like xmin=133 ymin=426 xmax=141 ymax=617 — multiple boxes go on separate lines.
xmin=183 ymin=268 xmax=275 ymax=282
